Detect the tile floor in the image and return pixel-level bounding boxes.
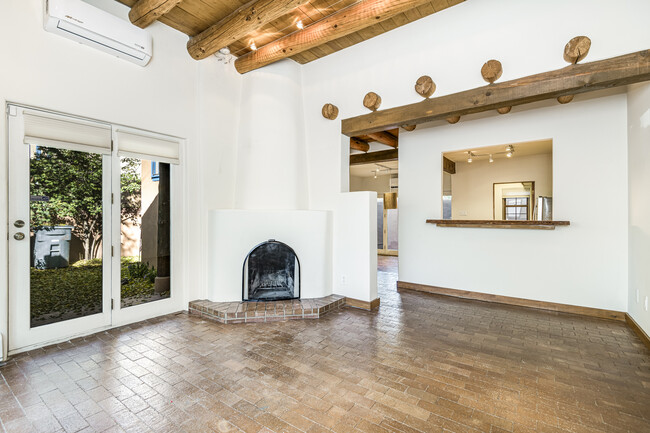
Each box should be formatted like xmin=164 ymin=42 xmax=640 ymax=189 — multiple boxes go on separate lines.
xmin=0 ymin=256 xmax=649 ymax=433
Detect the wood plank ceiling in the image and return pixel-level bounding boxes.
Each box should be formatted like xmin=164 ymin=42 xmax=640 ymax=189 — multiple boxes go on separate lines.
xmin=116 ymin=0 xmax=463 ymax=71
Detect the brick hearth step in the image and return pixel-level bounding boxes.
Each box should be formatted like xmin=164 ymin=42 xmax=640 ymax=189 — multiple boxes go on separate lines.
xmin=188 ymin=295 xmax=345 ymax=324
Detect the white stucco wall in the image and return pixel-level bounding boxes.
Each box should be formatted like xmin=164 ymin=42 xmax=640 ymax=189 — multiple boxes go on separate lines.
xmin=2 ymin=0 xmax=649 ymax=358
xmin=399 ymin=93 xmax=628 ymax=311
xmin=208 ymin=210 xmax=332 ymax=302
xmin=628 ymin=83 xmax=650 ymax=337
xmin=235 ymin=60 xmax=309 ymax=210
xmin=299 ymin=0 xmax=649 ymax=313
xmin=301 ymin=0 xmax=650 ymax=205
xmin=0 ymin=0 xmax=240 ymax=359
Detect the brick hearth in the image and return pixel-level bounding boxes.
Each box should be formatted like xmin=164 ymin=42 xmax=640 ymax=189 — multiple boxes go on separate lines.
xmin=188 ymin=295 xmax=345 ymax=324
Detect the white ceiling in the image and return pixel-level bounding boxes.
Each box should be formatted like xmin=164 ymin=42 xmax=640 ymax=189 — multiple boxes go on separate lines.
xmin=444 ymin=139 xmax=553 ymax=163
xmin=350 ymin=160 xmax=398 ymax=178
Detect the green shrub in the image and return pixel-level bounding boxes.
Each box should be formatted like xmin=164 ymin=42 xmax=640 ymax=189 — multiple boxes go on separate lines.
xmin=30 ymin=256 xmax=162 ymax=326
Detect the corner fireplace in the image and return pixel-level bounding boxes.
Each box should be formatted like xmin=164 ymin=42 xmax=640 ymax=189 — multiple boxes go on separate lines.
xmin=243 ymin=240 xmax=300 ymax=301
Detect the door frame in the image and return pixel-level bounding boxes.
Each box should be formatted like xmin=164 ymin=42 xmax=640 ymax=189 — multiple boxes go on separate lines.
xmin=5 ymin=104 xmax=185 ymax=356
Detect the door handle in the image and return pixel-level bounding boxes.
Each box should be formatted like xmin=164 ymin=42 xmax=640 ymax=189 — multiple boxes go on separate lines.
xmin=14 ymin=232 xmax=25 ymax=241
xmin=14 ymin=220 xmax=25 ymax=228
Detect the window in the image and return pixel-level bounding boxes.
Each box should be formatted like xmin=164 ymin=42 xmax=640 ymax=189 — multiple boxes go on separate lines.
xmin=503 ymin=197 xmax=529 ymax=220
xmin=151 ymin=161 xmax=159 ymax=181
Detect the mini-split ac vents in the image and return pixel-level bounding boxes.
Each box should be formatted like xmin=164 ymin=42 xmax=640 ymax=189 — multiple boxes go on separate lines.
xmin=44 ymin=0 xmax=153 ymax=66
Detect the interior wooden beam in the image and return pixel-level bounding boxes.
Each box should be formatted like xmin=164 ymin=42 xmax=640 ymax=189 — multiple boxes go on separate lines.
xmin=443 ymin=157 xmax=456 ymax=174
xmin=350 ymin=138 xmax=370 ymax=152
xmin=342 ymin=49 xmax=650 ymax=136
xmin=129 ymin=0 xmax=184 ymax=28
xmin=187 ymin=0 xmax=310 ymax=60
xmin=367 ymin=131 xmax=398 ymax=148
xmin=350 ymin=149 xmax=398 ymax=166
xmin=234 ymin=0 xmax=434 ymax=73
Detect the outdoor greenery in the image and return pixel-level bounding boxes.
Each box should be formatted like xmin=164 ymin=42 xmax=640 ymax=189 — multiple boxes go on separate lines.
xmin=28 ymin=148 xmax=170 ymax=326
xmin=30 ymin=257 xmax=161 ymax=327
xmin=30 ymin=148 xmax=141 ymax=260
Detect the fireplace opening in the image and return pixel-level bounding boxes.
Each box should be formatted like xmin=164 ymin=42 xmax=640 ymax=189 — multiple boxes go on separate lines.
xmin=243 ymin=240 xmax=300 ymax=302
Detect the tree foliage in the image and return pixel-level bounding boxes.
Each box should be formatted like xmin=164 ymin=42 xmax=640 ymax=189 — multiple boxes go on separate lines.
xmin=30 ymin=147 xmax=141 ymax=260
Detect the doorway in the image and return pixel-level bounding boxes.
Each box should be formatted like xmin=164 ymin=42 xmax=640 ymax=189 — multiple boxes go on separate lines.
xmin=7 ymin=105 xmax=181 ymax=354
xmin=349 ymin=161 xmax=399 ymax=256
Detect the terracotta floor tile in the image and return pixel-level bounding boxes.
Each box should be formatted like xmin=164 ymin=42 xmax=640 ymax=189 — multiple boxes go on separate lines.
xmin=1 ymin=257 xmax=649 ymax=432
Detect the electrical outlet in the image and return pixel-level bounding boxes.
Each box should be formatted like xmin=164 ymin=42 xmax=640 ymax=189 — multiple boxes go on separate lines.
xmin=459 ymin=210 xmax=468 ymax=216
xmin=341 ymin=275 xmax=347 ymax=285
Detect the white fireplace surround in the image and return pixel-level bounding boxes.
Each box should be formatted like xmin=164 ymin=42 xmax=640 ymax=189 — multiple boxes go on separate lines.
xmin=208 ymin=210 xmax=333 ymax=302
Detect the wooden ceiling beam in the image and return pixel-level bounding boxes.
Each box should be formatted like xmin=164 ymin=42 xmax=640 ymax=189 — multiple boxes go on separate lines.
xmin=350 ymin=149 xmax=398 ymax=166
xmin=187 ymin=0 xmax=311 ymax=60
xmin=342 ymin=49 xmax=650 ymax=136
xmin=350 ymin=138 xmax=370 ymax=152
xmin=129 ymin=0 xmax=184 ymax=28
xmin=367 ymin=131 xmax=398 ymax=148
xmin=234 ymin=0 xmax=434 ymax=73
xmin=443 ymin=157 xmax=456 ymax=174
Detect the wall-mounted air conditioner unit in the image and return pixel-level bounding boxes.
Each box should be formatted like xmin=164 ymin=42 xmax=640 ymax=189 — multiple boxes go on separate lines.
xmin=44 ymin=0 xmax=153 ymax=66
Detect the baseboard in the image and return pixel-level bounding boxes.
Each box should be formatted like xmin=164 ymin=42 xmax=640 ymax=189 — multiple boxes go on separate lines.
xmin=397 ymin=281 xmax=625 ymax=322
xmin=345 ymin=297 xmax=380 ymax=311
xmin=625 ymin=313 xmax=650 ymax=350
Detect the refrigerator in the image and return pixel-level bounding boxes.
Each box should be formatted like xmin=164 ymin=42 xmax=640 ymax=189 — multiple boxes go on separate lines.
xmin=536 ymin=196 xmax=553 ymax=221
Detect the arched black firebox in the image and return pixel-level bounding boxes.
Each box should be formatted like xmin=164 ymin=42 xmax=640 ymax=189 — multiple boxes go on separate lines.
xmin=242 ymin=240 xmax=300 ymax=302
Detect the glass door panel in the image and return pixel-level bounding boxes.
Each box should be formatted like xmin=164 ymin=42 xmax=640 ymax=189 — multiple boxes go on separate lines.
xmin=120 ymin=157 xmax=171 ymax=308
xmin=30 ymin=146 xmax=106 ymax=327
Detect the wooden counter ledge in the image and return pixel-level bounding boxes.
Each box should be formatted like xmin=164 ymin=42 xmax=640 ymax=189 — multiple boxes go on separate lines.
xmin=426 ymin=220 xmax=571 ymax=230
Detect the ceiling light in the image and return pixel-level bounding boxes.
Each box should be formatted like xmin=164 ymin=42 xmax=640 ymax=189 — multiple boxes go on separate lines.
xmin=218 ymin=47 xmax=230 ymax=55
xmin=506 ymin=151 xmax=512 ymax=158
xmin=467 ymin=152 xmax=473 ymax=163
xmin=250 ymin=42 xmax=257 ymax=51
xmin=489 ymin=154 xmax=494 ymax=163
xmin=374 ymin=171 xmax=377 ymax=179
xmin=296 ymin=20 xmax=304 ymax=30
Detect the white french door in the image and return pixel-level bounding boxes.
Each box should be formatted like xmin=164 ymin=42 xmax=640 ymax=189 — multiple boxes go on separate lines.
xmin=8 ymin=107 xmax=113 ymax=352
xmin=109 ymin=126 xmax=178 ymax=327
xmin=7 ymin=106 xmax=181 ymax=354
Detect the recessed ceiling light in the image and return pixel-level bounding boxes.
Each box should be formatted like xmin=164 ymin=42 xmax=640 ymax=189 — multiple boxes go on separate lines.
xmin=296 ymin=20 xmax=304 ymax=30
xmin=250 ymin=42 xmax=257 ymax=51
xmin=218 ymin=47 xmax=230 ymax=55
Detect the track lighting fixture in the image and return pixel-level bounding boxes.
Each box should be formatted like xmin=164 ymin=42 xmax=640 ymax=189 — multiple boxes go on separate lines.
xmin=250 ymin=42 xmax=257 ymax=51
xmin=460 ymin=146 xmax=514 ymax=163
xmin=296 ymin=20 xmax=304 ymax=29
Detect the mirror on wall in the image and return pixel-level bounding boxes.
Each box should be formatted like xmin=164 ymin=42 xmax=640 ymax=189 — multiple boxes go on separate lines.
xmin=441 ymin=139 xmax=553 ymax=221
